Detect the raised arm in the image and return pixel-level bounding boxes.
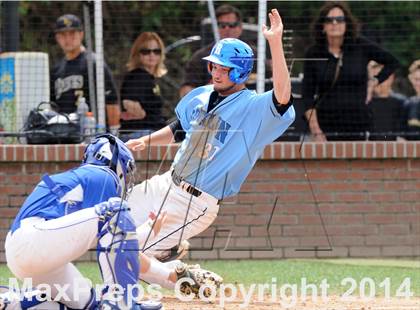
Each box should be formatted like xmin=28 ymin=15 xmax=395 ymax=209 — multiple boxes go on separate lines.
xmin=263 ymin=9 xmax=291 ymax=105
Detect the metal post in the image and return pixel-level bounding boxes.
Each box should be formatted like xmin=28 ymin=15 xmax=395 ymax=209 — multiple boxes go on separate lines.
xmin=94 ymin=0 xmax=106 ymax=132
xmin=207 ymin=0 xmax=220 ymax=42
xmin=1 ymin=1 xmax=19 ymax=52
xmin=83 ymin=1 xmax=97 ymax=122
xmin=256 ymin=0 xmax=267 ymax=94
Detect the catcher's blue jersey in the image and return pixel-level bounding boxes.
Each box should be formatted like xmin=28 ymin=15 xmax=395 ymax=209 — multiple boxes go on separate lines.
xmin=173 ymin=85 xmax=295 ymax=199
xmin=11 ymin=165 xmax=119 ymax=233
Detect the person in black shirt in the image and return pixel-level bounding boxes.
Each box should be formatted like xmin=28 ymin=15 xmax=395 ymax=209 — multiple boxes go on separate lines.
xmin=367 ymin=61 xmax=406 ymax=140
xmin=302 ymin=2 xmax=399 ymax=141
xmin=405 ymin=60 xmax=420 ymax=140
xmin=50 ymin=14 xmax=120 ymax=132
xmin=119 ymin=32 xmax=167 ymax=142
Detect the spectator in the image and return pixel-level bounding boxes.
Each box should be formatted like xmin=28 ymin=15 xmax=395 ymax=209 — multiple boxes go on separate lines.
xmin=119 ymin=32 xmax=168 ymax=142
xmin=179 ymin=4 xmax=245 ymax=98
xmin=50 ymin=14 xmax=120 ymax=133
xmin=367 ymin=61 xmax=406 ymax=140
xmin=302 ymin=2 xmax=399 ymax=141
xmin=405 ymin=59 xmax=420 ymax=140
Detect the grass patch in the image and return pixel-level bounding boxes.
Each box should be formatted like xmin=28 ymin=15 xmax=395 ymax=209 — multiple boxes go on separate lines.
xmin=1 ymin=259 xmax=419 ymax=297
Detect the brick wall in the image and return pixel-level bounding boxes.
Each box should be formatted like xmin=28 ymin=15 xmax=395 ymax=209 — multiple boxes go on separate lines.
xmin=0 ymin=142 xmax=419 ymax=263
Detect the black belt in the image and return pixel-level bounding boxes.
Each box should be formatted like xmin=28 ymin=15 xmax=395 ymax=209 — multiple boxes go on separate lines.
xmin=171 ymin=170 xmax=202 ymax=197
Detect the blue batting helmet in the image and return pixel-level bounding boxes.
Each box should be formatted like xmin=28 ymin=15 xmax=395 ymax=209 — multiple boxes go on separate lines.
xmin=83 ymin=134 xmax=136 ymax=197
xmin=203 ymin=38 xmax=254 ymax=84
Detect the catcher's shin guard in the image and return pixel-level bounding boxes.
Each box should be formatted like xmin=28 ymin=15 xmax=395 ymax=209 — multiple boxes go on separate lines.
xmin=97 ymin=200 xmax=140 ymax=309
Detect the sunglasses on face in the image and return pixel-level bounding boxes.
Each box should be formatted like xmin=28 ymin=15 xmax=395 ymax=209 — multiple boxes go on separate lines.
xmin=217 ymin=21 xmax=240 ymax=29
xmin=324 ymin=16 xmax=346 ymax=24
xmin=139 ymin=48 xmax=161 ymax=56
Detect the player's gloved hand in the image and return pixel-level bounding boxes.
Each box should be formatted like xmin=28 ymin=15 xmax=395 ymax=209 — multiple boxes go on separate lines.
xmin=94 ymin=197 xmax=128 ymax=218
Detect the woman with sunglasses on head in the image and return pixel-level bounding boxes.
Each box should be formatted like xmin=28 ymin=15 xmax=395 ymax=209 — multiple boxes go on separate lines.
xmin=119 ymin=32 xmax=168 ymax=142
xmin=303 ymin=1 xmax=399 ymax=141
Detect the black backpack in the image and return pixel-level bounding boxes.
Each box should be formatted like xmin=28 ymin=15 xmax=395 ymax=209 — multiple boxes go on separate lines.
xmin=23 ymin=102 xmax=82 ymax=144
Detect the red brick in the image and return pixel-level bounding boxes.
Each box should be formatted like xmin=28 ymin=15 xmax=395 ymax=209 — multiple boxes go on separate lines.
xmin=299 ymin=236 xmax=330 ymax=247
xmin=336 ymin=193 xmax=368 ymax=202
xmin=281 ymin=204 xmax=316 ymax=214
xmin=0 ymin=196 xmax=9 ymax=207
xmin=326 ymin=225 xmax=378 ymax=235
xmin=235 ymin=215 xmax=268 ymax=225
xmin=9 ymin=196 xmax=25 ymax=207
xmin=350 ymin=246 xmax=381 ymax=257
xmin=271 ymin=237 xmax=300 ymax=247
xmin=251 ymin=225 xmax=282 ymax=237
xmin=251 ymin=248 xmax=283 ymax=259
xmin=219 ymin=249 xmax=250 ymax=259
xmin=366 ymin=235 xmax=418 ymax=246
xmin=400 ymin=192 xmax=420 ymax=202
xmin=286 ymin=183 xmax=310 ymax=192
xmin=271 ymin=215 xmax=298 ymax=225
xmin=283 ymin=225 xmax=325 ymax=236
xmin=235 ymin=237 xmax=269 ymax=248
xmin=332 ymin=236 xmax=365 ymax=246
xmin=220 ymin=205 xmax=252 ymax=215
xmin=0 ymin=208 xmax=19 ymax=218
xmin=382 ymin=246 xmax=413 ymax=256
xmin=397 ymin=214 xmax=420 ymax=223
xmin=316 ymin=247 xmax=349 ymax=258
xmin=299 ymin=215 xmax=323 ymax=225
xmin=254 ymin=182 xmax=286 ymax=192
xmin=238 ymin=193 xmax=273 ymax=203
xmin=190 ymin=250 xmax=218 ymax=260
xmin=369 ymin=192 xmax=399 ymax=202
xmin=284 ymin=247 xmax=316 ymax=258
xmin=212 ymin=215 xmax=235 ymax=226
xmin=379 ymin=224 xmax=410 ymax=235
xmin=365 ymin=214 xmax=396 ymax=224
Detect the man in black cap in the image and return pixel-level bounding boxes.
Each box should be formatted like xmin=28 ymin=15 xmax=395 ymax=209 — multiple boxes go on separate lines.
xmin=50 ymin=14 xmax=120 ymax=133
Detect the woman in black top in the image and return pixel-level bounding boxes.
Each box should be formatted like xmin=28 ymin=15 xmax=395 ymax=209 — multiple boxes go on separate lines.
xmin=302 ymin=2 xmax=399 ymax=141
xmin=119 ymin=32 xmax=167 ymax=141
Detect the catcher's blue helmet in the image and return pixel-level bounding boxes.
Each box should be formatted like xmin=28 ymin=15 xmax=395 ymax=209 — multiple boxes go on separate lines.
xmin=82 ymin=134 xmax=135 ymax=196
xmin=203 ymin=38 xmax=254 ymax=84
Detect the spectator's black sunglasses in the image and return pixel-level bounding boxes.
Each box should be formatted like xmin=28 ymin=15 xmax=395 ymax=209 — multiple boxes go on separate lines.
xmin=139 ymin=48 xmax=162 ymax=55
xmin=324 ymin=16 xmax=346 ymax=24
xmin=217 ymin=21 xmax=240 ymax=29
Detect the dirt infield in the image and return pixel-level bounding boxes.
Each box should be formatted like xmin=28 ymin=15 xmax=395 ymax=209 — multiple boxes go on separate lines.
xmin=161 ymin=295 xmax=420 ymax=309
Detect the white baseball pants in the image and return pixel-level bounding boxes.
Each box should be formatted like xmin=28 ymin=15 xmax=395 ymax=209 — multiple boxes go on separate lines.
xmin=128 ymin=170 xmax=219 ymax=257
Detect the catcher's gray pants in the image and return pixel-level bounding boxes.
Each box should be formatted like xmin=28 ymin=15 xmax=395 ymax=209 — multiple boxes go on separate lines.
xmin=128 ymin=170 xmax=219 ymax=257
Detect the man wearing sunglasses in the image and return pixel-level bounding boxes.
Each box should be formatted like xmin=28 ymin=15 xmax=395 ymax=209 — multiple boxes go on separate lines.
xmin=50 ymin=14 xmax=120 ymax=134
xmin=179 ymin=4 xmax=245 ymax=98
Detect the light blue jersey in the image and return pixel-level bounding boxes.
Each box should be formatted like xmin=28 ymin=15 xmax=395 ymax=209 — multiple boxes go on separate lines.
xmin=11 ymin=165 xmax=119 ymax=233
xmin=173 ymin=85 xmax=295 ymax=199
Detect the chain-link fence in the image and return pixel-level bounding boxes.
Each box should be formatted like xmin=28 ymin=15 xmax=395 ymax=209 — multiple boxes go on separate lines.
xmin=0 ymin=1 xmax=419 ymax=143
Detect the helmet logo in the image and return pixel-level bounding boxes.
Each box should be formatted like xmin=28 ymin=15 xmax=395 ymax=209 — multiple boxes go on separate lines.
xmin=214 ymin=42 xmax=223 ymax=55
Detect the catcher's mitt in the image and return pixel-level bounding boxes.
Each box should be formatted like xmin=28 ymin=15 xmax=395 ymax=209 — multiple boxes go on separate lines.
xmin=175 ymin=263 xmax=224 ymax=298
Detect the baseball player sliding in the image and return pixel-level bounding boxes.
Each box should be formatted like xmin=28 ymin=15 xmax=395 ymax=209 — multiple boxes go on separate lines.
xmin=126 ymin=8 xmax=295 ymax=279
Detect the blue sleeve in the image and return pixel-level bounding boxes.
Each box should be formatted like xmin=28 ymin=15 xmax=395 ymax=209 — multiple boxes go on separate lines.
xmin=251 ymin=90 xmax=296 ymax=147
xmin=175 ymin=86 xmax=211 ymax=131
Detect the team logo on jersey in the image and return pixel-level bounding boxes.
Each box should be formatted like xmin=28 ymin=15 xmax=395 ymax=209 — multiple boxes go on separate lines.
xmin=215 ymin=119 xmax=231 ymax=144
xmin=55 ymin=75 xmax=83 ymax=99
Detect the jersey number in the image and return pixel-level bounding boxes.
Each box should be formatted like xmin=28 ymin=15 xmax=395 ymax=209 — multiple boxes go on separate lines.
xmin=198 ymin=143 xmax=220 ymax=161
